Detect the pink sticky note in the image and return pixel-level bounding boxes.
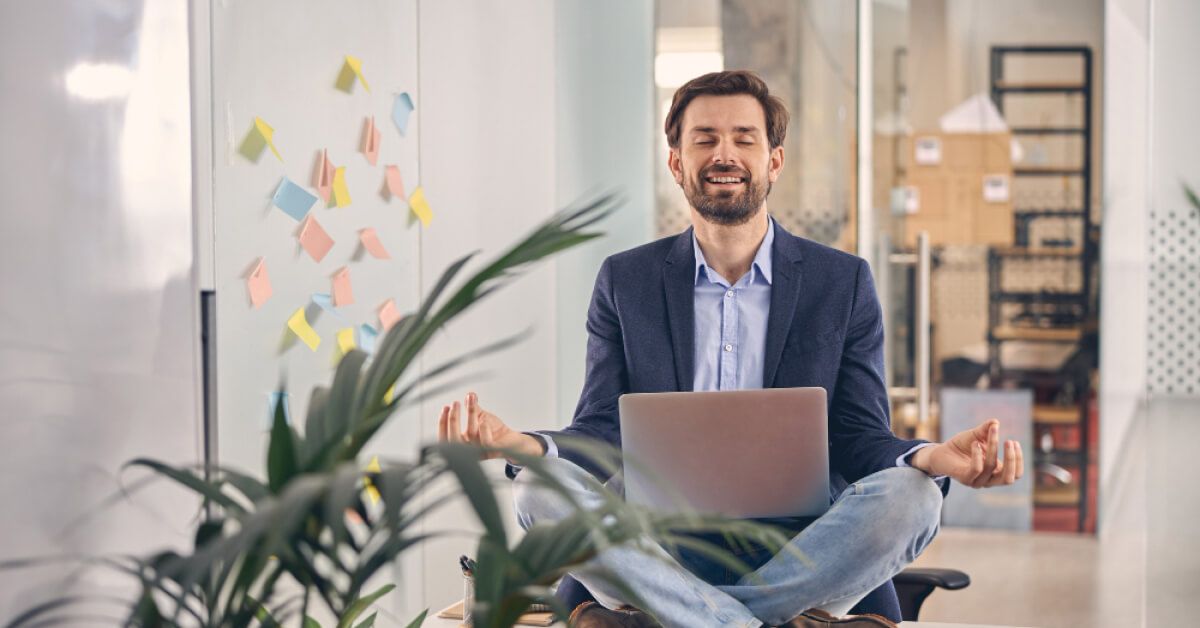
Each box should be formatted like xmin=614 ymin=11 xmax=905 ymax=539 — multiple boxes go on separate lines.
xmin=362 ymin=116 xmax=381 ymax=166
xmin=359 ymin=227 xmax=390 ymax=259
xmin=378 ymin=299 xmax=402 ymax=332
xmin=298 ymin=215 xmax=334 ymax=262
xmin=247 ymin=257 xmax=272 ymax=309
xmin=384 ymin=165 xmax=405 ymax=200
xmin=314 ymin=149 xmax=335 ymax=203
xmin=332 ymin=266 xmax=354 ymax=306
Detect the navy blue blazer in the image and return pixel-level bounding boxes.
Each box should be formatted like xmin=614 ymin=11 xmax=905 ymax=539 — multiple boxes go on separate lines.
xmin=530 ymin=219 xmax=942 ymax=501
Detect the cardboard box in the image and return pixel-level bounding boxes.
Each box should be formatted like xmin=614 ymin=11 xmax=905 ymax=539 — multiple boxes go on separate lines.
xmin=899 ymin=132 xmax=1014 ymax=247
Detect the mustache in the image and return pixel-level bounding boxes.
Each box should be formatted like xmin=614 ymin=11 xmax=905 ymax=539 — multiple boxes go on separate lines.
xmin=700 ymin=165 xmax=750 ymax=179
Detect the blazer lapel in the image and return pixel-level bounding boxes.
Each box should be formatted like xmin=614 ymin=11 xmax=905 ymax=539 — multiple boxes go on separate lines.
xmin=663 ymin=229 xmax=696 ymax=391
xmin=763 ymin=222 xmax=805 ymax=387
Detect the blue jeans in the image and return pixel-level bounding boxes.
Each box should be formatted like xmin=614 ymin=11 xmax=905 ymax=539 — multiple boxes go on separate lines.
xmin=512 ymin=457 xmax=942 ymax=628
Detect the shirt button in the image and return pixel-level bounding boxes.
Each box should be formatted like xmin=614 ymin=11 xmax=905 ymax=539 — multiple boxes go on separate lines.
xmin=725 ymin=290 xmax=734 ymax=298
xmin=724 ymin=344 xmax=733 ymax=352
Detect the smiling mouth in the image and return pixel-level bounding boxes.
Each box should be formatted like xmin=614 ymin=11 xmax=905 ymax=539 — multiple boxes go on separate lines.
xmin=704 ymin=175 xmax=747 ymax=186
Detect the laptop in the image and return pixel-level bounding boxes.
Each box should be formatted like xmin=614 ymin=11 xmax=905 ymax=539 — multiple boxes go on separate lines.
xmin=618 ymin=387 xmax=829 ymax=519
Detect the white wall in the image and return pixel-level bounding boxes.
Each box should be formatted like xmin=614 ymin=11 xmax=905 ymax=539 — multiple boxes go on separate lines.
xmin=554 ymin=1 xmax=657 ymax=426
xmin=411 ymin=2 xmax=656 ymax=616
xmin=413 ymin=0 xmax=555 ymax=618
xmin=1099 ymin=0 xmax=1150 ymax=531
xmin=0 ymin=0 xmax=201 ymax=616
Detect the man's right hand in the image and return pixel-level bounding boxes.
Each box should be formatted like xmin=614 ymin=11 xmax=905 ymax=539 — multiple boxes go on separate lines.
xmin=437 ymin=392 xmax=545 ymax=464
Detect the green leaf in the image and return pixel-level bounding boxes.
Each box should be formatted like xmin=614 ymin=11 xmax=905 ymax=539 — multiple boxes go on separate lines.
xmin=126 ymin=458 xmax=246 ymax=515
xmin=267 ymin=395 xmax=300 ymax=493
xmin=353 ymin=611 xmax=377 ymax=628
xmin=434 ymin=443 xmax=506 ymax=546
xmin=1185 ymin=181 xmax=1200 ymax=215
xmin=305 ymin=616 xmax=322 ymax=628
xmin=336 ymin=583 xmax=395 ymax=628
xmin=403 ymin=609 xmax=428 ymax=628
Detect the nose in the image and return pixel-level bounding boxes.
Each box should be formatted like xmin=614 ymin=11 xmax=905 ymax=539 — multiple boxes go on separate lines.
xmin=711 ymin=139 xmax=736 ymax=166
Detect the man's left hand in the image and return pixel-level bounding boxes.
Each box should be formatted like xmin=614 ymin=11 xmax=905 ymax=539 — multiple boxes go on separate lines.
xmin=910 ymin=419 xmax=1023 ymax=488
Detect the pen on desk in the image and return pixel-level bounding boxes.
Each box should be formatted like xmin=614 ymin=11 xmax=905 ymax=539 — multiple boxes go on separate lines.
xmin=459 ymin=554 xmax=475 ymax=576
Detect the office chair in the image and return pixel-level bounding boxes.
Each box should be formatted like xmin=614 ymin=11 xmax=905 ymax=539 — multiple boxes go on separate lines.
xmin=555 ymin=566 xmax=970 ymax=623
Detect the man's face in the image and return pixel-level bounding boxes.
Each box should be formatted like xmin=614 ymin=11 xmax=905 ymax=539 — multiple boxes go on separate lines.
xmin=669 ymin=94 xmax=784 ymax=227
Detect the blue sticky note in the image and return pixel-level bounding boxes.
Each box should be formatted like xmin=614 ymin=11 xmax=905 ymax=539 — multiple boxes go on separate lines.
xmin=358 ymin=323 xmax=378 ymax=354
xmin=392 ymin=92 xmax=414 ymax=136
xmin=272 ymin=177 xmax=318 ymax=221
xmin=267 ymin=391 xmax=291 ymax=428
xmin=311 ymin=293 xmax=346 ymax=321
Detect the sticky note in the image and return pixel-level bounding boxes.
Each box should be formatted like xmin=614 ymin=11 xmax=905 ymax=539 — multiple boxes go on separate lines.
xmin=361 ymin=116 xmax=381 ymax=166
xmin=392 ymin=92 xmax=414 ymax=136
xmin=363 ymin=455 xmax=382 ymax=505
xmin=267 ymin=392 xmax=291 ymax=428
xmin=238 ymin=117 xmax=282 ymax=163
xmin=358 ymin=324 xmax=378 ymax=354
xmin=247 ymin=257 xmax=272 ymax=309
xmin=336 ymin=55 xmax=370 ymax=93
xmin=331 ymin=167 xmax=351 ymax=208
xmin=408 ymin=186 xmax=433 ymax=227
xmin=332 ymin=267 xmax=354 ymax=306
xmin=311 ymin=293 xmax=346 ymax=321
xmin=287 ymin=307 xmax=320 ymax=351
xmin=272 ymin=177 xmax=317 ymax=221
xmin=337 ymin=327 xmax=357 ymax=354
xmin=384 ymin=165 xmax=405 ymax=200
xmin=298 ymin=215 xmax=334 ymax=262
xmin=315 ymin=149 xmax=335 ymax=203
xmin=359 ymin=227 xmax=390 ymax=259
xmin=384 ymin=384 xmax=396 ymax=405
xmin=378 ymin=299 xmax=402 ymax=332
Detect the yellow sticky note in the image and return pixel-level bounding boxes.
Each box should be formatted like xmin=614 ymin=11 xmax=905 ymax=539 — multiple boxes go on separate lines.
xmin=364 ymin=455 xmax=382 ymax=505
xmin=238 ymin=117 xmax=283 ymax=163
xmin=286 ymin=308 xmax=320 ymax=351
xmin=336 ymin=55 xmax=371 ymax=93
xmin=332 ymin=167 xmax=351 ymax=207
xmin=337 ymin=327 xmax=356 ymax=354
xmin=409 ymin=186 xmax=433 ymax=227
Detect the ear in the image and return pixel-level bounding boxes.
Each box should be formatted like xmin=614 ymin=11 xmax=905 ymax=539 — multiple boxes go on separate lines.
xmin=767 ymin=145 xmax=785 ymax=183
xmin=668 ymin=147 xmax=684 ymax=185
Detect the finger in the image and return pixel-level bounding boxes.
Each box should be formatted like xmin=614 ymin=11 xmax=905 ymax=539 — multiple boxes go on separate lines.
xmin=465 ymin=392 xmax=479 ymax=442
xmin=449 ymin=401 xmax=463 ymax=442
xmin=985 ymin=441 xmax=1011 ymax=488
xmin=982 ymin=420 xmax=1000 ymax=475
xmin=1002 ymin=441 xmax=1019 ymax=485
xmin=972 ymin=418 xmax=995 ymax=440
xmin=967 ymin=441 xmax=986 ymax=487
xmin=1013 ymin=441 xmax=1025 ymax=482
xmin=438 ymin=405 xmax=450 ymax=442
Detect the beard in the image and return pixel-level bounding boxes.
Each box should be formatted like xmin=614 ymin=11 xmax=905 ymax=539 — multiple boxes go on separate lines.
xmin=682 ymin=165 xmax=772 ymax=226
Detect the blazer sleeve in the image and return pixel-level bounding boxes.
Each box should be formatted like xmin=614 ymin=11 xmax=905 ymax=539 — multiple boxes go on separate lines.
xmin=829 ymin=259 xmax=949 ymax=495
xmin=506 ymin=258 xmax=627 ymax=481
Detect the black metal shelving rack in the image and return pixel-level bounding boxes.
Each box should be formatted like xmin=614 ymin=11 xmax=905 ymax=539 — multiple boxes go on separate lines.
xmin=987 ymin=46 xmax=1096 ymax=532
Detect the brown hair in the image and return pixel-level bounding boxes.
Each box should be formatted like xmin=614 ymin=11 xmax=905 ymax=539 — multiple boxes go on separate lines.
xmin=664 ymin=70 xmax=789 ymax=150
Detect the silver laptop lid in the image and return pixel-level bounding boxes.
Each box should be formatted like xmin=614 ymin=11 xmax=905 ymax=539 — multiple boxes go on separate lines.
xmin=618 ymin=387 xmax=829 ymax=519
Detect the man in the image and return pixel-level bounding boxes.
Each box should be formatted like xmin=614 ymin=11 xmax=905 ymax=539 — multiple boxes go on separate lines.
xmin=437 ymin=70 xmax=1022 ymax=627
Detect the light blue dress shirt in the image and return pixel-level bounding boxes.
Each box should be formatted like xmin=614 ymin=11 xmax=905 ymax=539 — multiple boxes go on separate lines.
xmin=536 ymin=217 xmax=931 ymax=469
xmin=691 ymin=219 xmax=774 ymax=392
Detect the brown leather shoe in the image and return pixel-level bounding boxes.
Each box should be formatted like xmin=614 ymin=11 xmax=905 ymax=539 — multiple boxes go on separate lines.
xmin=778 ymin=608 xmax=898 ymax=627
xmin=568 ymin=601 xmax=662 ymax=627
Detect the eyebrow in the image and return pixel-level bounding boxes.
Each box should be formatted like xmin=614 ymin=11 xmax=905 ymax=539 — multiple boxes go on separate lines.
xmin=690 ymin=126 xmax=762 ymax=135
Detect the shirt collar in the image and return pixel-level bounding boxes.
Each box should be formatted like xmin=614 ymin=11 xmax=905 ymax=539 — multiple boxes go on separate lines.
xmin=692 ymin=217 xmax=775 ymax=286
